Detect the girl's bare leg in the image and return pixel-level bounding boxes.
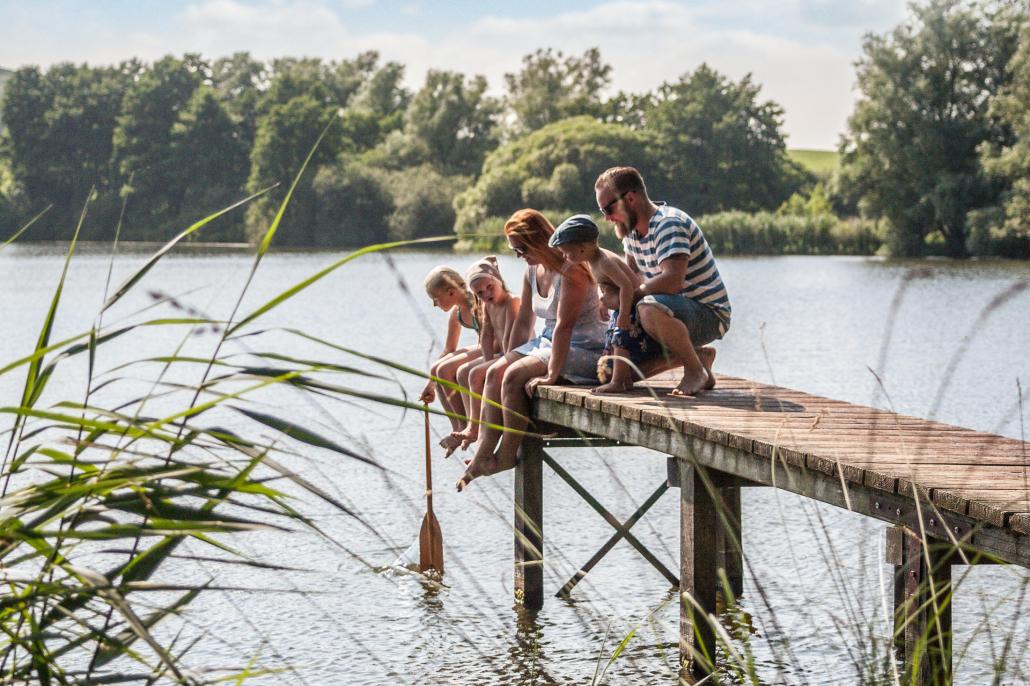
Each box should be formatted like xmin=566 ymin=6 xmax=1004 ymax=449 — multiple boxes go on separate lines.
xmin=487 ymin=356 xmax=548 ymax=474
xmin=437 ymin=349 xmax=480 ymax=452
xmin=458 ymin=353 xmax=520 ymax=491
xmin=452 ymin=359 xmax=491 ymax=449
xmin=452 ymin=359 xmax=476 ymax=430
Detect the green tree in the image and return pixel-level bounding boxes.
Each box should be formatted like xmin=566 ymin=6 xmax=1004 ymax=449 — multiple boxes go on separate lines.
xmin=979 ymin=13 xmax=1030 ymax=255
xmin=211 ymin=52 xmax=266 ymax=151
xmin=1 ymin=62 xmax=130 ymax=237
xmin=384 ymin=164 xmax=468 ymax=240
xmin=260 ymin=57 xmax=334 ymax=112
xmin=0 ymin=66 xmax=14 ymax=131
xmin=839 ymin=0 xmax=1022 ymax=257
xmin=503 ymin=48 xmax=611 ymax=136
xmin=310 ymin=161 xmax=394 ymax=246
xmin=644 ymin=63 xmax=807 ymax=215
xmin=339 ymin=58 xmax=409 ymax=151
xmin=111 ymin=54 xmax=206 ymax=232
xmin=403 ymin=70 xmax=499 ymax=176
xmin=453 ymin=115 xmax=656 ymax=239
xmin=245 ymin=95 xmax=345 ymax=245
xmin=168 ymin=86 xmax=250 ymax=241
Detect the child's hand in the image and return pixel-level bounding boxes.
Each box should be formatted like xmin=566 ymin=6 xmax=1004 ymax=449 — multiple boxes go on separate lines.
xmin=419 ymin=382 xmax=436 ymax=404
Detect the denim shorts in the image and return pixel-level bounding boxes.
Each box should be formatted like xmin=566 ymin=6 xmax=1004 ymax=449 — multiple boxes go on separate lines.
xmin=637 ymin=294 xmax=725 ymax=347
xmin=513 ymin=335 xmax=603 ymax=385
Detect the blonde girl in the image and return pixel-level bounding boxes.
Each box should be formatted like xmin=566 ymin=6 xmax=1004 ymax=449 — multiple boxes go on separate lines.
xmin=419 ymin=266 xmax=482 ymax=438
xmin=446 ymin=256 xmax=529 ymax=451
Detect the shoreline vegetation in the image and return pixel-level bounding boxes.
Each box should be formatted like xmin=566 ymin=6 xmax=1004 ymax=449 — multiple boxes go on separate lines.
xmin=2 ymin=1 xmax=1029 ymax=259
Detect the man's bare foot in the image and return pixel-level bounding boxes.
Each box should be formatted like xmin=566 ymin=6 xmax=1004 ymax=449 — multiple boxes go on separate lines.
xmin=439 ymin=433 xmax=462 ymax=458
xmin=669 ymin=366 xmax=710 ymax=397
xmin=591 ymin=381 xmax=632 ymax=395
xmin=697 ymin=346 xmax=717 ymax=391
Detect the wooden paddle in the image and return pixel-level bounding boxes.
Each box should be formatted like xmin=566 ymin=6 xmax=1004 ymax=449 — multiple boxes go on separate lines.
xmin=419 ymin=405 xmax=444 ymax=575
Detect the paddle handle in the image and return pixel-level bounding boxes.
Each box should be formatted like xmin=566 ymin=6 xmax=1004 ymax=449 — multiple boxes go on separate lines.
xmin=423 ymin=405 xmax=433 ymax=513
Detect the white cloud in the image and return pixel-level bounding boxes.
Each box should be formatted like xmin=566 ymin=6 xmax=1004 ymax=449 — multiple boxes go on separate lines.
xmin=391 ymin=1 xmax=860 ymax=148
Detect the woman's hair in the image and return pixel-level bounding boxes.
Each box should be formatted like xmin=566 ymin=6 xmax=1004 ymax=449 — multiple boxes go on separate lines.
xmin=423 ymin=265 xmax=479 ymax=334
xmin=503 ymin=209 xmax=592 ymax=282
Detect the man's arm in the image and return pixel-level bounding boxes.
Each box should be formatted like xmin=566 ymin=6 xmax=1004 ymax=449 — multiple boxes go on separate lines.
xmin=639 ymin=253 xmax=689 ymax=296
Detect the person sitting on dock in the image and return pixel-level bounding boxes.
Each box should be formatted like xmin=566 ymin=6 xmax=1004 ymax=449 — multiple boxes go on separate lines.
xmin=594 ymin=166 xmax=730 ymax=396
xmin=456 ymin=209 xmax=607 ymax=491
xmin=546 ymin=214 xmax=661 ymax=394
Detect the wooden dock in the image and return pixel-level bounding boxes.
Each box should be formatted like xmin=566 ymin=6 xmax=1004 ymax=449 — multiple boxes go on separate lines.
xmin=512 ymin=373 xmax=1030 ymax=685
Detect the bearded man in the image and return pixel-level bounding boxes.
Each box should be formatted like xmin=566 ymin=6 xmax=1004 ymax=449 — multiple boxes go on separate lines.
xmin=594 ymin=166 xmax=731 ymax=396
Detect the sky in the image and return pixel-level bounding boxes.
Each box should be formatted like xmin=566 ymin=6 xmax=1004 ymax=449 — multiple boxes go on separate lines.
xmin=0 ymin=0 xmax=912 ymax=149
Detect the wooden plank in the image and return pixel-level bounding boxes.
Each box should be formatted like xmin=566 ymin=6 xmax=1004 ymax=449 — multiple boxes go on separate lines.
xmin=532 ymin=398 xmax=1030 ymax=564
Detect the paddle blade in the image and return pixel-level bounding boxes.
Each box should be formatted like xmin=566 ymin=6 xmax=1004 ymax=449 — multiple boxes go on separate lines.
xmin=418 ymin=512 xmax=444 ymax=575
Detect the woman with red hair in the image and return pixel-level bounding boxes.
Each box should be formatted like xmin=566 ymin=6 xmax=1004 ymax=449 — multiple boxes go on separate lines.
xmin=457 ymin=209 xmax=606 ymax=491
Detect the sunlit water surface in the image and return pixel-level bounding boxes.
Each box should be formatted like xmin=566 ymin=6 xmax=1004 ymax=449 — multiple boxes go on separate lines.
xmin=2 ymin=245 xmax=1029 ymax=685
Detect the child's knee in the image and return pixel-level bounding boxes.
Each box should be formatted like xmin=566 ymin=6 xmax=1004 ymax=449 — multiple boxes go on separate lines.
xmin=471 ymin=365 xmax=488 ymax=385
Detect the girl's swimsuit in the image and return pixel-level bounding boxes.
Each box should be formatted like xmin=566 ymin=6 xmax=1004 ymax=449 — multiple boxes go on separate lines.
xmin=513 ymin=265 xmax=606 ymax=385
xmin=457 ymin=300 xmax=480 ymax=333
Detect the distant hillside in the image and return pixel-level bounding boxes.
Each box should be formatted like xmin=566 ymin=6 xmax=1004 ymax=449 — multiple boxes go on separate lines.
xmin=788 ymin=149 xmax=839 ymax=176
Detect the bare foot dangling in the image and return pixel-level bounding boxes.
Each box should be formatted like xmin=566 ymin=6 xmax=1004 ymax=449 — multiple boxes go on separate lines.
xmin=455 ymin=427 xmax=478 ymax=450
xmin=439 ymin=433 xmax=462 ymax=458
xmin=456 ymin=453 xmax=493 ymax=491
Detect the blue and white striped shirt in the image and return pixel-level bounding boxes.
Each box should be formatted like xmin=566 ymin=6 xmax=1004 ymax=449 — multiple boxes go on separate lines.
xmin=623 ymin=203 xmax=731 ymax=335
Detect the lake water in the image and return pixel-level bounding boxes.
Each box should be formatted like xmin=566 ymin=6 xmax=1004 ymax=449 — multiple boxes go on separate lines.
xmin=2 ymin=245 xmax=1029 ymax=684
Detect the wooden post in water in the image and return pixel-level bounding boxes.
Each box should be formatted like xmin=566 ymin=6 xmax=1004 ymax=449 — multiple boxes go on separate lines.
xmin=717 ymin=484 xmax=744 ymax=599
xmin=514 ymin=436 xmax=544 ymax=611
xmin=678 ymin=458 xmax=719 ymax=679
xmin=886 ymin=525 xmax=953 ymax=686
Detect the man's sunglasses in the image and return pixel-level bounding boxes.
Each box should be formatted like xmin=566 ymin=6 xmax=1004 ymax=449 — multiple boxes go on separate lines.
xmin=599 ymin=190 xmax=633 ymax=216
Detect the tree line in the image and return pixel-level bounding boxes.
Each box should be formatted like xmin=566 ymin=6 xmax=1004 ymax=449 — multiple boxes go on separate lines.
xmin=0 ymin=0 xmax=1027 ymax=258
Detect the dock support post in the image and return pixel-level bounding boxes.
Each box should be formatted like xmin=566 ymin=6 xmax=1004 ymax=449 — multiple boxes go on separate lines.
xmin=886 ymin=525 xmax=953 ymax=686
xmin=717 ymin=484 xmax=743 ymax=599
xmin=514 ymin=436 xmax=544 ymax=611
xmin=678 ymin=458 xmax=718 ymax=679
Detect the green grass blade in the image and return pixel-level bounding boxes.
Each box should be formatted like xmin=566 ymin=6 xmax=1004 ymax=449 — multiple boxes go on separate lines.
xmin=101 ymin=187 xmax=273 ymax=313
xmin=15 ymin=192 xmax=90 ymax=419
xmin=226 ymin=236 xmax=454 ymax=336
xmin=256 ymin=120 xmax=334 ymax=259
xmin=0 ymin=204 xmax=52 ymax=252
xmin=232 ymin=406 xmax=375 ymax=465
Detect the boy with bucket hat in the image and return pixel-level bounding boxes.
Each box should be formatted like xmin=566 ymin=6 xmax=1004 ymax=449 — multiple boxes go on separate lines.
xmin=549 ymin=214 xmax=658 ymax=393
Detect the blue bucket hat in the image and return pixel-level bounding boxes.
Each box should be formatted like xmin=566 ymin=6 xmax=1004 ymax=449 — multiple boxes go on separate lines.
xmin=549 ymin=214 xmax=599 ymax=247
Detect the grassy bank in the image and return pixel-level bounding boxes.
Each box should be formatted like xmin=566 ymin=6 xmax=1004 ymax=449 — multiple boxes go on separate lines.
xmin=455 ymin=209 xmax=882 ymax=257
